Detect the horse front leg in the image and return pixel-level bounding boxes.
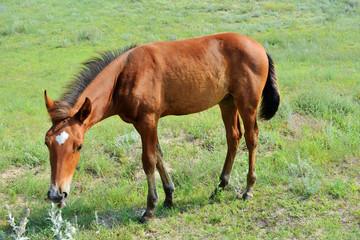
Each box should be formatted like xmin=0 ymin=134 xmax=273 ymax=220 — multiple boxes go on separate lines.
xmin=134 ymin=116 xmax=159 ymax=223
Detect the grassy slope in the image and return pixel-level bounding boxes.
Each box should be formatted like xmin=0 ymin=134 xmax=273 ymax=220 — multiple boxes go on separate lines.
xmin=0 ymin=0 xmax=359 ymax=239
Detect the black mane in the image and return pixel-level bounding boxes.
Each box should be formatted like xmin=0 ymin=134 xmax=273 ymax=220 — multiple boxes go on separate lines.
xmin=61 ymin=44 xmax=137 ymax=107
xmin=48 ymin=45 xmax=136 ymax=123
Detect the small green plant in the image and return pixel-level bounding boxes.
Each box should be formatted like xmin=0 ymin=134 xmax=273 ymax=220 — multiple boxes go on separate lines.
xmin=329 ymin=179 xmax=347 ymax=199
xmin=75 ymin=26 xmax=103 ymax=45
xmin=92 ymin=210 xmax=103 ymax=234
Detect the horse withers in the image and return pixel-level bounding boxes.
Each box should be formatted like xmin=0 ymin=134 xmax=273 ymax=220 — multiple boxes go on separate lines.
xmin=44 ymin=32 xmax=280 ymax=223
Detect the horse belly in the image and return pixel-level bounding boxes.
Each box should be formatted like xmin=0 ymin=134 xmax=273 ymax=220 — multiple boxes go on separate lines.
xmin=162 ymin=76 xmax=228 ymax=116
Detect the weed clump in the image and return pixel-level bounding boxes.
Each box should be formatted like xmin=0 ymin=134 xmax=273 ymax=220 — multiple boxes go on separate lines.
xmin=3 ymin=205 xmax=30 ymax=240
xmin=294 ymin=89 xmax=356 ymax=119
xmin=75 ymin=26 xmax=103 ymax=45
xmin=288 ymin=153 xmax=321 ymax=197
xmin=48 ymin=203 xmax=77 ymax=240
xmin=3 ymin=204 xmax=78 ymax=240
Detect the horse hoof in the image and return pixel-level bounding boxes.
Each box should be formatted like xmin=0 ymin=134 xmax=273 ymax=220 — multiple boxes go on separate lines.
xmin=139 ymin=211 xmax=154 ymax=224
xmin=242 ymin=192 xmax=253 ymax=201
xmin=210 ymin=187 xmax=221 ymax=199
xmin=163 ymin=200 xmax=173 ymax=209
xmin=139 ymin=216 xmax=152 ymax=224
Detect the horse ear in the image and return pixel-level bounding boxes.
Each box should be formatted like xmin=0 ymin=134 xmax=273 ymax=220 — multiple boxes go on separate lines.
xmin=44 ymin=90 xmax=55 ymax=113
xmin=75 ymin=98 xmax=92 ymax=123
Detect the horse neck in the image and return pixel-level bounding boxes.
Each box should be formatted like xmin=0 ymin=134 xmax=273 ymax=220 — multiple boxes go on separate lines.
xmin=72 ymin=58 xmax=124 ymax=130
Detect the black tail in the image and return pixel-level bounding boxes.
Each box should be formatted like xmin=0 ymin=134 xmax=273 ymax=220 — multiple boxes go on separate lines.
xmin=259 ymin=53 xmax=280 ymax=120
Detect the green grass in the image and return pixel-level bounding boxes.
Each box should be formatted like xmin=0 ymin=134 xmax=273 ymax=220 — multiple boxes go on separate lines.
xmin=1 ymin=0 xmax=360 ymax=239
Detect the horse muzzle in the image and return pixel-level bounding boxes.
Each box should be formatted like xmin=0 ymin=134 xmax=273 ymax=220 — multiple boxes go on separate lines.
xmin=47 ymin=185 xmax=68 ymax=203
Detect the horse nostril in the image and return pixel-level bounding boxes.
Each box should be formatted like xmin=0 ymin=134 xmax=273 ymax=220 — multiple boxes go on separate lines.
xmin=63 ymin=192 xmax=68 ymax=198
xmin=48 ymin=189 xmax=63 ymax=203
xmin=47 ymin=191 xmax=51 ymax=199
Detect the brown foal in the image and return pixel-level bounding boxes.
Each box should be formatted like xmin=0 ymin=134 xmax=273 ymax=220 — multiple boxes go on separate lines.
xmin=44 ymin=32 xmax=280 ymax=223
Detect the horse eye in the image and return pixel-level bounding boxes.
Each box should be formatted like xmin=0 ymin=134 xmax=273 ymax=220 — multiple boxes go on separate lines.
xmin=77 ymin=144 xmax=83 ymax=151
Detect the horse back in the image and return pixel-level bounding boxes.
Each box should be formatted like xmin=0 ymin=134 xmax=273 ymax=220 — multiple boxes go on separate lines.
xmin=115 ymin=33 xmax=268 ymax=120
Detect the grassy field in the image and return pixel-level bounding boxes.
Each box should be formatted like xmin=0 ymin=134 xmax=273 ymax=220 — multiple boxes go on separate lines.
xmin=1 ymin=0 xmax=359 ymax=239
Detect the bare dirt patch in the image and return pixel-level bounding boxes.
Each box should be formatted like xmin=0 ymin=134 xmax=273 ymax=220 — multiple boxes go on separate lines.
xmin=287 ymin=113 xmax=326 ymax=139
xmin=0 ymin=166 xmax=26 ymax=183
xmin=161 ymin=129 xmax=205 ymax=146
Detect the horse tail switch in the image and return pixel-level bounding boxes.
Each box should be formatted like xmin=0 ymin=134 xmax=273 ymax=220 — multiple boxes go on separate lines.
xmin=259 ymin=53 xmax=280 ymax=120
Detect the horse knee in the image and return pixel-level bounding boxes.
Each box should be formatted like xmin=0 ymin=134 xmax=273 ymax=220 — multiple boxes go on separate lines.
xmin=142 ymin=156 xmax=156 ymax=175
xmin=231 ymin=128 xmax=242 ymax=142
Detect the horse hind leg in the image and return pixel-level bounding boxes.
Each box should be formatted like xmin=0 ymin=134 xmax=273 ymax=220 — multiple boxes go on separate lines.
xmin=242 ymin=117 xmax=259 ymax=200
xmin=155 ymin=139 xmax=175 ymax=208
xmin=211 ymin=95 xmax=243 ymax=198
xmin=236 ymin=101 xmax=260 ymax=200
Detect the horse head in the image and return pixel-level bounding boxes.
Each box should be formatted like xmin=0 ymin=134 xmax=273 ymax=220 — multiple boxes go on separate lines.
xmin=44 ymin=91 xmax=91 ymax=204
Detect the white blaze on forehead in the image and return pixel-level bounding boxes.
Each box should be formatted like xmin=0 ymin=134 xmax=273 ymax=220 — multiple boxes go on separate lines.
xmin=55 ymin=131 xmax=69 ymax=146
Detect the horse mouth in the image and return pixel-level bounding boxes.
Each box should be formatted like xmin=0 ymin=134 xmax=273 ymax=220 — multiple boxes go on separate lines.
xmin=47 ymin=190 xmax=68 ymax=204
